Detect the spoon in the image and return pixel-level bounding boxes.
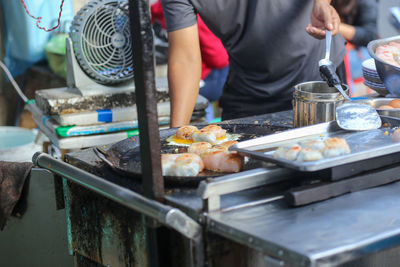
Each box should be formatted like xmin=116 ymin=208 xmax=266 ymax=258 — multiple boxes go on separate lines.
xmin=319 ymin=31 xmax=382 ymax=131
xmin=319 ymin=30 xmax=334 ymax=68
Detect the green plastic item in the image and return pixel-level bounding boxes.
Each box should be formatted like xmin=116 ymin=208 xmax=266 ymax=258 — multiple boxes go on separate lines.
xmin=210 ymin=117 xmax=222 ymax=123
xmin=44 ymin=34 xmax=68 ymax=79
xmin=25 ymin=99 xmax=36 ymax=105
xmin=127 ymin=129 xmax=139 ymax=138
xmin=55 ymin=126 xmax=140 ymax=138
xmin=55 ymin=125 xmax=75 ymax=137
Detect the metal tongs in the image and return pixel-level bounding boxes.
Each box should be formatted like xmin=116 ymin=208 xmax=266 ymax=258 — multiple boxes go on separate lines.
xmin=319 ymin=30 xmax=381 ymax=131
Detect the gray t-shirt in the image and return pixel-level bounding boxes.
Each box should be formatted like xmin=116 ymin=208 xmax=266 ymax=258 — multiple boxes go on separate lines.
xmin=162 ymin=0 xmax=347 ymax=117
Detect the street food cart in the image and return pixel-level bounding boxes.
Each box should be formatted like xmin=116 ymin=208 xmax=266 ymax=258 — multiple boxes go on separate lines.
xmin=32 ymin=109 xmax=400 ymax=266
xmin=5 ymin=0 xmax=400 ymax=266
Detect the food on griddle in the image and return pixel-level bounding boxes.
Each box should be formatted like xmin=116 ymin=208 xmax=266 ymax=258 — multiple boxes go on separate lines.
xmin=167 ymin=125 xmax=240 ymax=146
xmin=274 ymin=144 xmax=302 ymax=161
xmin=188 ymin=142 xmax=212 ymax=155
xmin=161 ymin=153 xmax=204 ymax=176
xmin=391 ymin=128 xmax=400 ymax=142
xmin=296 ymin=148 xmax=324 ymax=162
xmin=192 ymin=125 xmax=227 ymax=145
xmin=176 ymin=125 xmax=199 ymax=140
xmin=188 ymin=140 xmax=238 ymax=155
xmin=322 ymin=137 xmax=351 ymax=158
xmin=200 ymin=148 xmax=244 ymax=173
xmin=378 ymin=105 xmax=394 ymax=109
xmin=274 ymin=137 xmax=350 ymax=161
xmin=162 ymin=140 xmax=243 ymax=175
xmin=192 ymin=140 xmax=243 ymax=172
xmin=375 ymin=42 xmax=400 ymax=68
xmin=389 ymin=99 xmax=400 ymax=108
xmin=161 ymin=154 xmax=181 ymax=175
xmin=377 ymin=99 xmax=400 ymax=109
xmin=213 ymin=140 xmax=239 ymax=151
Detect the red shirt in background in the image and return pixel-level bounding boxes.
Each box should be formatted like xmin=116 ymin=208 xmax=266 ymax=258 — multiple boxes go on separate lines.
xmin=151 ymin=0 xmax=229 ymax=80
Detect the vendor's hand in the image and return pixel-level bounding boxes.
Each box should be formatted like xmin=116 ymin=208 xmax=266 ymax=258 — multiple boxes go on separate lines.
xmin=306 ymin=0 xmax=340 ymax=39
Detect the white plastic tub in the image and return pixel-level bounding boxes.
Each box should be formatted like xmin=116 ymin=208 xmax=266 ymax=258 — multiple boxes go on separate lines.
xmin=0 ymin=127 xmax=42 ymax=162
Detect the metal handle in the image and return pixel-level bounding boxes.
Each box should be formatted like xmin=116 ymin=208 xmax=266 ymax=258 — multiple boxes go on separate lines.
xmin=325 ymin=30 xmax=332 ymax=61
xmin=334 ymin=84 xmax=352 ymax=101
xmin=197 ymin=167 xmax=297 ymax=212
xmin=32 ymin=152 xmax=202 ymax=243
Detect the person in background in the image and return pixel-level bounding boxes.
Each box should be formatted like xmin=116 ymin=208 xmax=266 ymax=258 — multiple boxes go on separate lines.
xmin=0 ymin=0 xmax=74 ymax=126
xmin=331 ymin=0 xmax=378 ymax=95
xmin=161 ymin=0 xmax=347 ymax=127
xmin=197 ymin=16 xmax=229 ymax=122
xmin=151 ymin=0 xmax=229 ymax=122
xmin=332 ymin=0 xmax=378 ymax=46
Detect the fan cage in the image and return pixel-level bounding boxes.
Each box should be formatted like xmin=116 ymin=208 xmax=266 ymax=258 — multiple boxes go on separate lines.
xmin=71 ymin=0 xmax=134 ymax=85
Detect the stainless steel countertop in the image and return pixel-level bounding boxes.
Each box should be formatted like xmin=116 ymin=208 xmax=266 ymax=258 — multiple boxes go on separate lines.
xmin=205 ymin=180 xmax=400 ymax=266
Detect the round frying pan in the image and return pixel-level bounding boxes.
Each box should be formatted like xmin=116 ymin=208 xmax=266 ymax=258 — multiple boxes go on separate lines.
xmin=96 ymin=123 xmax=290 ymax=186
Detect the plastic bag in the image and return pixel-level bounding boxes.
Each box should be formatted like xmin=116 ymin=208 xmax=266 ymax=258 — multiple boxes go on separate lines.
xmin=44 ymin=33 xmax=68 ymax=78
xmin=0 ymin=0 xmax=74 ymax=76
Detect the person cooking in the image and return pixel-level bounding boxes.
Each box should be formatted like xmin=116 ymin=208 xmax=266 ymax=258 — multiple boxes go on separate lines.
xmin=161 ymin=0 xmax=347 ymax=127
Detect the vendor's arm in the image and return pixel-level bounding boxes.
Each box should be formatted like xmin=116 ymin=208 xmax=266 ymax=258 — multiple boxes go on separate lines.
xmin=306 ymin=0 xmax=340 ymax=39
xmin=338 ymin=23 xmax=356 ymax=42
xmin=340 ymin=0 xmax=378 ymax=46
xmin=168 ymin=25 xmax=202 ymax=127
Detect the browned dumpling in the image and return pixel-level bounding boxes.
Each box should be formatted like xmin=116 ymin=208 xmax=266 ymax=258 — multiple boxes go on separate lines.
xmin=322 ymin=137 xmax=350 ymax=158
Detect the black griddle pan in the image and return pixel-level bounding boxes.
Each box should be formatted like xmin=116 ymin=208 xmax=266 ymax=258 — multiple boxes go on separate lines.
xmin=96 ymin=123 xmax=289 ymax=186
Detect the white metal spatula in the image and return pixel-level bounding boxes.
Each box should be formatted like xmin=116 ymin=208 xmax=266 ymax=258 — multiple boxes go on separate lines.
xmin=319 ymin=31 xmax=381 ymax=131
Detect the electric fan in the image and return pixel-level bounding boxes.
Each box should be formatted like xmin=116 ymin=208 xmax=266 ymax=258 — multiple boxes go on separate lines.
xmin=67 ymin=0 xmax=134 ymax=96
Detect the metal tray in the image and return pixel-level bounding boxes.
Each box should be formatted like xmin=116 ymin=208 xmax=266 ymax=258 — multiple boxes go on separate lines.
xmin=231 ymin=116 xmax=400 ymax=172
xmin=353 ymin=97 xmax=400 ymax=118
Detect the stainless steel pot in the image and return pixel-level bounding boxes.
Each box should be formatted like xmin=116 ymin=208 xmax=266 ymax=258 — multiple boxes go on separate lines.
xmin=293 ymin=81 xmax=349 ymax=127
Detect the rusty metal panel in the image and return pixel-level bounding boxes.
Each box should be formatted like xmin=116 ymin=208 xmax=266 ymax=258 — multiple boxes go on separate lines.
xmin=65 ymin=180 xmax=200 ymax=267
xmin=66 ymin=181 xmax=148 ymax=266
xmin=205 ymin=232 xmax=251 ymax=267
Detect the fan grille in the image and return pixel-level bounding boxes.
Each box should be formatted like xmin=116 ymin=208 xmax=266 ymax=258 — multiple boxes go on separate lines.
xmin=71 ymin=0 xmax=133 ymax=84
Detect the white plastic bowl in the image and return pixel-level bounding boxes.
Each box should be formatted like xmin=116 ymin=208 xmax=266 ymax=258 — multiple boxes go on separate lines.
xmin=0 ymin=127 xmax=42 ymax=162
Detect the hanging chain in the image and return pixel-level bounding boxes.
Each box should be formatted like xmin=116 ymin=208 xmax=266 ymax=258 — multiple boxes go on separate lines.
xmin=20 ymin=0 xmax=65 ymax=32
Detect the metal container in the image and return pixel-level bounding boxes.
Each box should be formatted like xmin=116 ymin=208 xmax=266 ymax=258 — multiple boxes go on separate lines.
xmin=293 ymin=81 xmax=348 ymax=127
xmin=353 ymin=97 xmax=400 ymax=118
xmin=368 ymin=36 xmax=400 ymax=96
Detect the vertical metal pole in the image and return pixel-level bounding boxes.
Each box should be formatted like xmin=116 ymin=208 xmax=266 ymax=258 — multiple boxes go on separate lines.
xmin=129 ymin=1 xmax=164 ymax=267
xmin=128 ymin=0 xmax=164 ymax=200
